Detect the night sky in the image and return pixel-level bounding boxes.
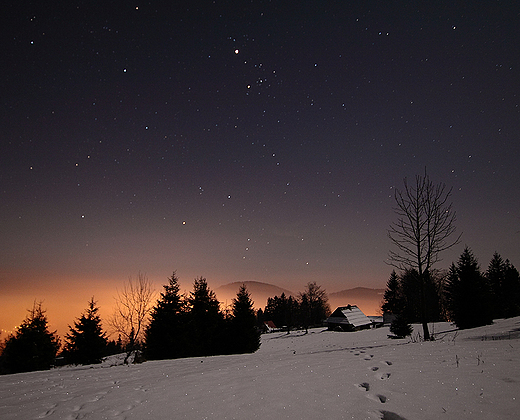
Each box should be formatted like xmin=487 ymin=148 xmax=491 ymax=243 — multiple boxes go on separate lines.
xmin=1 ymin=1 xmax=519 ymax=336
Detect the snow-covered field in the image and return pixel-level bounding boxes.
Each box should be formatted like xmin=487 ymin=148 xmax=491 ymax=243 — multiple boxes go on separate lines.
xmin=1 ymin=317 xmax=519 ymax=420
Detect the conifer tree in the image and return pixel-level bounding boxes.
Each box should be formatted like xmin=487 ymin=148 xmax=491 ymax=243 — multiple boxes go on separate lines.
xmin=256 ymin=308 xmax=265 ymax=329
xmin=145 ymin=272 xmax=188 ymax=360
xmin=486 ymin=253 xmax=520 ymax=318
xmin=106 ymin=336 xmax=123 ymax=356
xmin=502 ymin=260 xmax=520 ymax=318
xmin=187 ymin=277 xmax=223 ymax=356
xmin=63 ymin=297 xmax=107 ymax=365
xmin=486 ymin=252 xmax=506 ymax=318
xmin=0 ymin=301 xmax=60 ymax=374
xmin=382 ymin=270 xmax=402 ymax=315
xmin=264 ymin=293 xmax=299 ymax=331
xmin=389 ymin=315 xmax=413 ymax=338
xmin=229 ymin=284 xmax=261 ymax=353
xmin=445 ymin=247 xmax=492 ymax=329
xmin=399 ymin=269 xmax=426 ymax=323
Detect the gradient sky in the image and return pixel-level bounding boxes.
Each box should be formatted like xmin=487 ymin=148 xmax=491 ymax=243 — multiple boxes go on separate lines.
xmin=1 ymin=1 xmax=519 ymax=337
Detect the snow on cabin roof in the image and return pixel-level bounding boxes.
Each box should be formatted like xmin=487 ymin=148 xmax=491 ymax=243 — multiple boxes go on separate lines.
xmin=326 ymin=305 xmax=372 ymax=328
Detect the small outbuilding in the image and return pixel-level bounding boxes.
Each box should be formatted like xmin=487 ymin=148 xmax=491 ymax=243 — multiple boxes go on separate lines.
xmin=326 ymin=305 xmax=372 ymax=331
xmin=263 ymin=320 xmax=278 ymax=333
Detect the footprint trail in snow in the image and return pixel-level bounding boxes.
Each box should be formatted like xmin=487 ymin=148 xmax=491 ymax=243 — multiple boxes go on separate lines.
xmin=351 ymin=347 xmax=407 ymax=420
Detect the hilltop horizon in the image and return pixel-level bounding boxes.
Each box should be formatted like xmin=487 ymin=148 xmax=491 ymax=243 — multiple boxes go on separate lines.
xmin=0 ymin=277 xmax=385 ymax=339
xmin=214 ymin=280 xmax=384 ymax=316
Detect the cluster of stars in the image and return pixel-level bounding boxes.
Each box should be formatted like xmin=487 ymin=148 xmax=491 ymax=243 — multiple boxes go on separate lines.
xmin=1 ymin=1 xmax=518 ymax=301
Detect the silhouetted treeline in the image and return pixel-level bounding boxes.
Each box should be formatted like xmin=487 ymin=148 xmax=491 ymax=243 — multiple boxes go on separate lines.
xmin=145 ymin=274 xmax=260 ymax=360
xmin=382 ymin=248 xmax=520 ymax=332
xmin=262 ymin=282 xmax=331 ymax=331
xmin=0 ymin=273 xmax=262 ymax=374
xmin=0 ymin=302 xmax=60 ymax=374
xmin=0 ymin=275 xmax=260 ymax=374
xmin=382 ymin=268 xmax=444 ymax=324
xmin=0 ymin=298 xmax=124 ymax=374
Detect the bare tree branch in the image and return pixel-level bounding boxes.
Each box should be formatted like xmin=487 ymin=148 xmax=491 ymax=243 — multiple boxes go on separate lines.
xmin=109 ymin=272 xmax=155 ymax=348
xmin=388 ymin=170 xmax=461 ymax=274
xmin=387 ymin=170 xmax=461 ymax=340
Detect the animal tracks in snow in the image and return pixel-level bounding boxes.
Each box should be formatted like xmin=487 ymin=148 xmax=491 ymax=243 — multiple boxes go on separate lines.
xmin=377 ymin=394 xmax=387 ymax=403
xmin=380 ymin=411 xmax=408 ymax=420
xmin=37 ymin=403 xmax=57 ymax=418
xmin=357 ymin=382 xmax=370 ymax=391
xmin=41 ymin=383 xmax=144 ymax=420
xmin=350 ymin=351 xmax=408 ymax=419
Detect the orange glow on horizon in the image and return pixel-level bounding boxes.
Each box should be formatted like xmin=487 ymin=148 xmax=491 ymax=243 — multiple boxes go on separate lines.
xmin=1 ymin=268 xmax=385 ymax=342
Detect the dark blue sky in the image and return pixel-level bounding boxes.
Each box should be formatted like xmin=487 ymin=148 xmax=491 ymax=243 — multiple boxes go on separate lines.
xmin=1 ymin=1 xmax=519 ymax=335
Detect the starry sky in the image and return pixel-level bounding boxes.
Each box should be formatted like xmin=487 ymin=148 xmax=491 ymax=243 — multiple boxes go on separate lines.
xmin=1 ymin=1 xmax=519 ymax=336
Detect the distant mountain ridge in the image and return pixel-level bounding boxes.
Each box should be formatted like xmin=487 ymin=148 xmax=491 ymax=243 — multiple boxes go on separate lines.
xmin=328 ymin=287 xmax=385 ymax=316
xmin=214 ymin=281 xmax=384 ymax=315
xmin=329 ymin=286 xmax=385 ymax=300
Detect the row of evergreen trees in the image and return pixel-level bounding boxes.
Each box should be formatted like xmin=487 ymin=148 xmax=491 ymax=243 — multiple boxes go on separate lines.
xmin=0 ymin=299 xmax=123 ymax=375
xmin=0 ymin=273 xmax=260 ymax=374
xmin=145 ymin=273 xmax=260 ymax=360
xmin=258 ymin=282 xmax=331 ymax=331
xmin=382 ymin=247 xmax=520 ymax=334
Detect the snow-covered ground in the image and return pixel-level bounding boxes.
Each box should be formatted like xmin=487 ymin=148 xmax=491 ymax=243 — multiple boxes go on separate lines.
xmin=1 ymin=317 xmax=519 ymax=420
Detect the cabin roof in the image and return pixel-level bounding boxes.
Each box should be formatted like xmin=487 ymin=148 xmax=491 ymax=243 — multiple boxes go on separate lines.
xmin=326 ymin=305 xmax=372 ymax=327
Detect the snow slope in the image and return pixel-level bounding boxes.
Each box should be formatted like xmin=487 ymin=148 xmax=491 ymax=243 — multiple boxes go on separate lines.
xmin=1 ymin=317 xmax=519 ymax=419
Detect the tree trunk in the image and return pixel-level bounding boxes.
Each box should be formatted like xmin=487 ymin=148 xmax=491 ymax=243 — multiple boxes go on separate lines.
xmin=419 ymin=273 xmax=431 ymax=340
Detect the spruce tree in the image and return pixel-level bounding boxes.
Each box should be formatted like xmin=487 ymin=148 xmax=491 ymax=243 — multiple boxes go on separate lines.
xmin=502 ymin=260 xmax=520 ymax=317
xmin=264 ymin=295 xmax=281 ymax=327
xmin=382 ymin=270 xmax=402 ymax=315
xmin=63 ymin=297 xmax=107 ymax=365
xmin=187 ymin=277 xmax=223 ymax=356
xmin=486 ymin=252 xmax=506 ymax=318
xmin=390 ymin=315 xmax=413 ymax=338
xmin=445 ymin=247 xmax=493 ymax=329
xmin=264 ymin=293 xmax=299 ymax=331
xmin=486 ymin=253 xmax=520 ymax=318
xmin=394 ymin=268 xmax=446 ymax=324
xmin=256 ymin=308 xmax=265 ymax=329
xmin=145 ymin=272 xmax=188 ymax=360
xmin=0 ymin=301 xmax=60 ymax=374
xmin=399 ymin=268 xmax=422 ymax=322
xmin=229 ymin=284 xmax=261 ymax=354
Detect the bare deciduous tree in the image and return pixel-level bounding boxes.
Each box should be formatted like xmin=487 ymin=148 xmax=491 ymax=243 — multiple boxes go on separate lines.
xmin=388 ymin=170 xmax=461 ymax=340
xmin=298 ymin=281 xmax=330 ymax=332
xmin=109 ymin=272 xmax=155 ymax=361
